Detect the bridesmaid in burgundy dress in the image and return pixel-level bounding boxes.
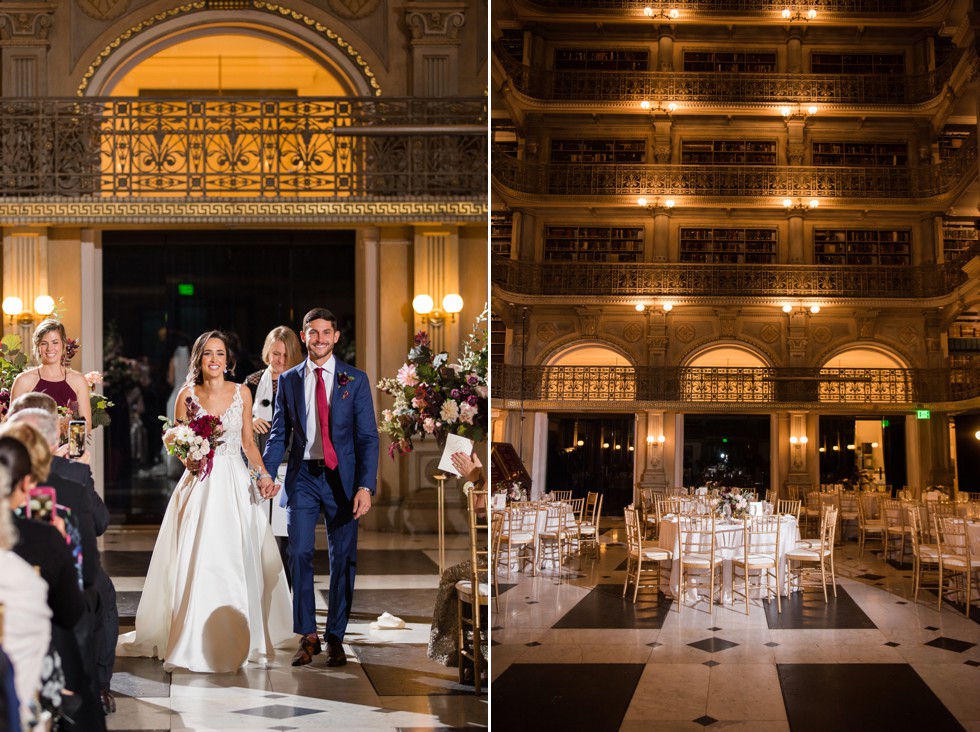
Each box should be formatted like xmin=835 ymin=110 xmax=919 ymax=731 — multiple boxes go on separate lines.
xmin=10 ymin=319 xmax=92 ymax=434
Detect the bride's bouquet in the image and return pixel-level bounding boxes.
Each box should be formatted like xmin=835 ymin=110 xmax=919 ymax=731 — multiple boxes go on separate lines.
xmin=160 ymin=396 xmax=224 ymax=479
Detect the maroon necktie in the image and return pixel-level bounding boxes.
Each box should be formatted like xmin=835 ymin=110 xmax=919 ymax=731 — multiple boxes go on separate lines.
xmin=314 ymin=367 xmax=339 ymax=469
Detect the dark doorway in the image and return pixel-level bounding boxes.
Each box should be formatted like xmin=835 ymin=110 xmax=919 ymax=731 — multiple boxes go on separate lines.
xmin=102 ymin=230 xmax=356 ymax=522
xmin=546 ymin=414 xmax=634 ymax=516
xmin=683 ymin=414 xmax=769 ymax=490
xmin=817 ymin=415 xmax=905 ymax=492
xmin=953 ymin=413 xmax=980 ymax=492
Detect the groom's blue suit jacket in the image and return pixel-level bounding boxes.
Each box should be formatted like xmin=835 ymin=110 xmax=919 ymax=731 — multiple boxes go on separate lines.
xmin=261 ymin=358 xmax=380 ymax=503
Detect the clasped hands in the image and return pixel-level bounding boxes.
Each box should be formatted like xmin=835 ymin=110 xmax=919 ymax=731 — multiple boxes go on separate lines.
xmin=256 ymin=475 xmax=281 ymax=499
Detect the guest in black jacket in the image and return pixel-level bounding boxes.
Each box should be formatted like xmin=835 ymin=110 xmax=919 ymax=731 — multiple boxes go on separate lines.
xmin=6 ymin=397 xmax=118 ymax=715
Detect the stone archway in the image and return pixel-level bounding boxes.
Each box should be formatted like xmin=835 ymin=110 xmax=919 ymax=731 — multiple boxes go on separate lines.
xmin=682 ymin=343 xmax=772 ymax=402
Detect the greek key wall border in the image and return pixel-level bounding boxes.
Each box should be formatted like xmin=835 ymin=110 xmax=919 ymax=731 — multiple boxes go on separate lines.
xmin=0 ymin=199 xmax=487 ymax=225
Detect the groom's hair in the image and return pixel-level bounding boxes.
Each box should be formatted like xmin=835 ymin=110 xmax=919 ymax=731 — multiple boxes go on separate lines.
xmin=302 ymin=308 xmax=338 ymax=331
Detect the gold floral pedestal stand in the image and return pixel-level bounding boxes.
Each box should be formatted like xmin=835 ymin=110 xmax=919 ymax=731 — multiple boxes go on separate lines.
xmin=434 ymin=472 xmax=447 ymax=574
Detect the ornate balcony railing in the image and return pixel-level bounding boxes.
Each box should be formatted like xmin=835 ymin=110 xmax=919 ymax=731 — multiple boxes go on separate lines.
xmin=516 ymin=0 xmax=941 ymax=13
xmin=491 ymin=137 xmax=977 ymax=199
xmin=491 ymin=258 xmax=967 ymax=299
xmin=496 ymin=46 xmax=961 ymax=105
xmin=0 ymin=97 xmax=487 ymax=198
xmin=491 ymin=365 xmax=980 ymax=407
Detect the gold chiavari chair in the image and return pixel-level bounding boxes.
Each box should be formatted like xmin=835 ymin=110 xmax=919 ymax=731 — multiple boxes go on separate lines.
xmin=490 ymin=512 xmax=504 ymax=612
xmin=785 ymin=505 xmax=838 ymax=603
xmin=537 ymin=503 xmax=573 ymax=575
xmin=803 ymin=491 xmax=822 ymax=537
xmin=638 ymin=488 xmax=658 ymax=540
xmin=551 ymin=490 xmax=573 ymax=502
xmin=667 ymin=486 xmax=688 ymax=497
xmin=456 ymin=487 xmax=488 ymax=693
xmin=622 ymin=505 xmax=672 ymax=603
xmin=577 ymin=491 xmax=603 ymax=555
xmin=906 ymin=504 xmax=940 ymax=604
xmin=658 ymin=496 xmax=685 ymax=519
xmin=881 ymin=498 xmax=911 ymax=563
xmin=856 ymin=493 xmax=886 ymax=557
xmin=498 ymin=507 xmax=536 ymax=578
xmin=733 ymin=514 xmax=782 ymax=614
xmin=936 ymin=516 xmax=980 ymax=617
xmin=777 ymin=499 xmax=801 ymax=522
xmin=676 ymin=515 xmax=722 ymax=613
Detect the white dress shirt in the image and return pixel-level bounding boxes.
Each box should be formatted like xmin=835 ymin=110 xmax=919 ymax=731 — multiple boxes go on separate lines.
xmin=303 ymin=355 xmax=334 ymax=460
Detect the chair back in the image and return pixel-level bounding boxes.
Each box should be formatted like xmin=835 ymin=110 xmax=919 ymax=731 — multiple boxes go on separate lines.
xmin=907 ymin=503 xmax=929 ymax=557
xmin=551 ymin=490 xmax=573 ymax=502
xmin=881 ymin=499 xmax=906 ymax=531
xmin=745 ymin=515 xmax=781 ymax=559
xmin=936 ymin=516 xmax=972 ymax=565
xmin=819 ymin=505 xmax=839 ymax=549
xmin=679 ymin=515 xmax=716 ymax=561
xmin=855 ymin=493 xmax=878 ymax=524
xmin=464 ymin=488 xmax=489 ymax=574
xmin=777 ymin=498 xmax=801 ymax=521
xmin=566 ymin=497 xmax=585 ymax=521
xmin=658 ymin=496 xmax=685 ymax=520
xmin=584 ymin=491 xmax=603 ymax=527
xmin=623 ymin=505 xmax=641 ymax=557
xmin=667 ymin=486 xmax=688 ymax=497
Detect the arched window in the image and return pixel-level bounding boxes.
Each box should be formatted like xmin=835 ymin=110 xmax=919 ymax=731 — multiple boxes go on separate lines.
xmin=819 ymin=347 xmax=910 ymax=403
xmin=682 ymin=345 xmax=772 ymax=402
xmin=545 ymin=344 xmax=636 ymax=401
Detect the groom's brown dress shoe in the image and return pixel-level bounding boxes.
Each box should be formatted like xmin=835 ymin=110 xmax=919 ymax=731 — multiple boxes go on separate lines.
xmin=291 ymin=633 xmax=322 ymax=666
xmin=325 ymin=638 xmax=347 ymax=667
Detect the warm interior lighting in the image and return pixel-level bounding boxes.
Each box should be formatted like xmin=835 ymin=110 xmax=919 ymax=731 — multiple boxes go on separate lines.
xmin=412 ymin=294 xmax=434 ymax=315
xmin=603 ymin=442 xmax=610 ymax=449
xmin=871 ymin=442 xmax=879 ymax=448
xmin=782 ymin=304 xmax=793 ymax=313
xmin=34 ymin=295 xmax=55 ymax=316
xmin=800 ymin=436 xmax=809 ymax=444
xmin=819 ymin=446 xmax=826 ymax=453
xmin=832 ymin=445 xmax=840 ymax=451
xmin=664 ymin=198 xmax=675 ymax=208
xmin=637 ymin=197 xmax=648 ymax=207
xmin=975 ymin=431 xmax=980 ymax=441
xmin=646 ymin=435 xmax=655 ymax=444
xmin=780 ymin=107 xmax=792 ymax=117
xmin=782 ymin=198 xmax=793 ymax=208
xmin=809 ymin=305 xmax=821 ymax=314
xmin=442 ymin=293 xmax=463 ymax=315
xmin=2 ymin=297 xmax=23 ymax=317
xmin=640 ymin=100 xmax=651 ymax=110
xmin=577 ymin=439 xmax=584 ymax=446
xmin=807 ymin=105 xmax=818 ymax=115
xmin=847 ymin=444 xmax=856 ymax=450
xmin=808 ymin=199 xmax=819 ymax=208
xmin=790 ymin=436 xmax=798 ymax=444
xmin=636 ymin=303 xmax=646 ymax=312
xmin=662 ymin=302 xmax=673 ymax=312
xmin=658 ymin=434 xmax=666 ymax=443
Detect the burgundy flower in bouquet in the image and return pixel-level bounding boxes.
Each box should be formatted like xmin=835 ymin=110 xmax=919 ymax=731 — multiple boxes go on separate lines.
xmin=160 ymin=396 xmax=224 ymax=479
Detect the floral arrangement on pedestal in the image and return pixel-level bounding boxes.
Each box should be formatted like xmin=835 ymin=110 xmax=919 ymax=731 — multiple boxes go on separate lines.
xmin=377 ymin=306 xmax=488 ymax=458
xmin=496 ymin=480 xmax=526 ymax=503
xmin=714 ymin=486 xmax=749 ymax=519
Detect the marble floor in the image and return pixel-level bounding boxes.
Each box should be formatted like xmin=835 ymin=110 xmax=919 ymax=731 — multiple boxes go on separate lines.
xmin=103 ymin=527 xmax=487 ymax=731
xmin=491 ymin=520 xmax=980 ymax=731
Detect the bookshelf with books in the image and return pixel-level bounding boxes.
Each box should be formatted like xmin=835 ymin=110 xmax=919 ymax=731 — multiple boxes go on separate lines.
xmin=544 ymin=226 xmax=644 ymax=262
xmin=679 ymin=228 xmax=777 ymax=264
xmin=942 ymin=222 xmax=978 ymax=261
xmin=813 ymin=229 xmax=911 ymax=265
xmin=550 ymin=139 xmax=646 ymax=164
xmin=492 ymin=211 xmax=514 ymax=257
xmin=553 ymin=48 xmax=649 ymax=71
xmin=812 ymin=142 xmax=908 ymax=167
xmin=810 ymin=52 xmax=905 ymax=74
xmin=683 ymin=50 xmax=777 ymax=73
xmin=681 ymin=140 xmax=777 ymax=165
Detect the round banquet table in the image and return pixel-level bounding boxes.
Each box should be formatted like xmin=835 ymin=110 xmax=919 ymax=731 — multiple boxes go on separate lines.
xmin=658 ymin=514 xmax=801 ymax=604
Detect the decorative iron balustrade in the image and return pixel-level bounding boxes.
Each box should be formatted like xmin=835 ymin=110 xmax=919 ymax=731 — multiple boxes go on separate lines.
xmin=0 ymin=97 xmax=487 ymax=198
xmin=497 ymin=46 xmax=960 ymax=105
xmin=491 ymin=137 xmax=976 ymax=199
xmin=491 ymin=258 xmax=966 ymax=299
xmin=491 ymin=365 xmax=980 ymax=406
xmin=517 ymin=0 xmax=940 ymax=12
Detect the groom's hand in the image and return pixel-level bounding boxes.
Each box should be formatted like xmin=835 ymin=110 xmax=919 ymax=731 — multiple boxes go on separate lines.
xmin=257 ymin=475 xmax=274 ymax=497
xmin=353 ymin=488 xmax=372 ymax=520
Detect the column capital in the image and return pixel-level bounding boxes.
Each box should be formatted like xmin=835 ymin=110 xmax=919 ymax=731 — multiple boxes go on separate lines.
xmin=404 ymin=2 xmax=466 ymax=44
xmin=0 ymin=3 xmax=55 ymax=45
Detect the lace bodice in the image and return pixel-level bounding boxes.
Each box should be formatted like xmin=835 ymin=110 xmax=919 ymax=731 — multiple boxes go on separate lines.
xmin=189 ymin=386 xmax=243 ymax=456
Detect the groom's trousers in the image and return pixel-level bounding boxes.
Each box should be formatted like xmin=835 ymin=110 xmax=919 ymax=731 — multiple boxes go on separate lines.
xmin=286 ymin=460 xmax=358 ymax=642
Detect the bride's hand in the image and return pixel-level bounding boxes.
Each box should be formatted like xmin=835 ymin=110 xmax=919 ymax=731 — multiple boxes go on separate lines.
xmin=181 ymin=456 xmax=201 ymax=473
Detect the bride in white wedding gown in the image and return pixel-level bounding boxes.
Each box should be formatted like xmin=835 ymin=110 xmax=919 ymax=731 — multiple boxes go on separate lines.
xmin=118 ymin=331 xmax=293 ymax=673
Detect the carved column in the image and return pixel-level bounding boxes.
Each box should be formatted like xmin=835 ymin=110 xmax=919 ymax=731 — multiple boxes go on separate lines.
xmin=785 ymin=209 xmax=805 ymax=263
xmin=639 ymin=410 xmax=668 ymax=491
xmin=656 ymin=26 xmax=674 ymax=71
xmin=404 ymin=2 xmax=466 ymax=96
xmin=651 ymin=207 xmax=671 ymax=261
xmin=0 ymin=2 xmax=54 ymax=96
xmin=413 ymin=225 xmax=460 ymax=354
xmin=785 ymin=412 xmax=813 ymax=491
xmin=2 ymin=227 xmax=48 ymax=339
xmin=785 ymin=27 xmax=803 ymax=74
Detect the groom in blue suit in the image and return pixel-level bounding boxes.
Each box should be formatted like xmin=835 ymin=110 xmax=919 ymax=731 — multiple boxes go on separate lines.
xmin=259 ymin=307 xmax=379 ymax=666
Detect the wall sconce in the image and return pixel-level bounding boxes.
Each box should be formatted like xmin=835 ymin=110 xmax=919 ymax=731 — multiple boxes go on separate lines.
xmin=781 ymin=303 xmax=821 ymax=314
xmin=3 ymin=294 xmax=55 ymax=325
xmin=640 ymin=100 xmax=678 ymax=116
xmin=781 ymin=6 xmax=816 ymax=21
xmin=643 ymin=5 xmax=679 ymax=19
xmin=789 ymin=436 xmax=809 ymax=445
xmin=412 ymin=293 xmax=463 ymax=326
xmin=638 ymin=197 xmax=675 ymax=212
xmin=646 ymin=434 xmax=666 ymax=445
xmin=780 ymin=103 xmax=818 ymax=119
xmin=782 ymin=198 xmax=819 ymax=211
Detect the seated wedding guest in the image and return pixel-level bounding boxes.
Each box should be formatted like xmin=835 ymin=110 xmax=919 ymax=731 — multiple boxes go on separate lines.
xmin=0 ymin=469 xmax=52 ymax=722
xmin=4 ymin=406 xmax=118 ymax=715
xmin=0 ymin=433 xmax=105 ymax=731
xmin=245 ymin=325 xmax=302 ymax=586
xmin=426 ymin=450 xmax=487 ymax=685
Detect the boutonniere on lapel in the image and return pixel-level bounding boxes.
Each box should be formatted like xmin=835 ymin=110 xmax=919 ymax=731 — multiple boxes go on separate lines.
xmin=337 ymin=371 xmax=354 ymax=399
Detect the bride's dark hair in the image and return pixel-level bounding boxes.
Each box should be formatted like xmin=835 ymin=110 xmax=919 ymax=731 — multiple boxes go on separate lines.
xmin=186 ymin=330 xmax=237 ymax=386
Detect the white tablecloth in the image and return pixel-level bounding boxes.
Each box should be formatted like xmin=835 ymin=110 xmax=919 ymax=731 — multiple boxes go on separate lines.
xmin=658 ymin=514 xmax=800 ymax=603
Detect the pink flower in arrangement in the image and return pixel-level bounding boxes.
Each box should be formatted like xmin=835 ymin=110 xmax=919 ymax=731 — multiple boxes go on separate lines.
xmin=423 ymin=417 xmax=437 ymax=434
xmin=83 ymin=371 xmax=104 ymax=387
xmin=396 ymin=363 xmax=418 ymax=387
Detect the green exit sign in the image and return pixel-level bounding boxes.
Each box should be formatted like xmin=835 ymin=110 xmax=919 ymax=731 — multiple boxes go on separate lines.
xmin=177 ymin=283 xmax=194 ymax=296
xmin=916 ymin=409 xmax=931 ymax=420
xmin=881 ymin=419 xmax=890 ymax=428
